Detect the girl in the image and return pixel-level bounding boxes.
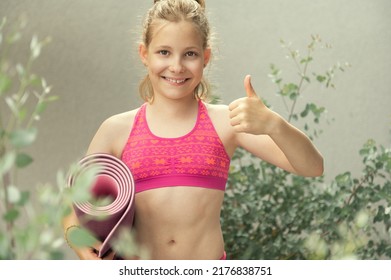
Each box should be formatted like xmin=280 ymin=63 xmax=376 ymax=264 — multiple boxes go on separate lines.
xmin=63 ymin=0 xmax=323 ymax=260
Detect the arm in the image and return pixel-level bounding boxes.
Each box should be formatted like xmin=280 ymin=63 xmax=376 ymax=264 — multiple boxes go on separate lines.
xmin=62 ymin=116 xmax=127 ymax=259
xmin=229 ymin=75 xmax=324 ymax=177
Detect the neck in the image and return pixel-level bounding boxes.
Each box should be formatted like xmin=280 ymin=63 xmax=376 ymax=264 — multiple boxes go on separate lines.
xmin=147 ymin=96 xmax=199 ymax=118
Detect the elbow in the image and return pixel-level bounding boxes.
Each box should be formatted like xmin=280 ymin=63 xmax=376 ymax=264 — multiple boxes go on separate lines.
xmin=296 ymin=156 xmax=324 ymax=178
xmin=308 ymin=156 xmax=324 ymax=177
xmin=313 ymin=164 xmax=324 ymax=177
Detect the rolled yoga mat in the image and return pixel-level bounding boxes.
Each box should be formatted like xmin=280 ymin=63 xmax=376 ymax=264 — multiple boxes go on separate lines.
xmin=67 ymin=153 xmax=135 ymax=258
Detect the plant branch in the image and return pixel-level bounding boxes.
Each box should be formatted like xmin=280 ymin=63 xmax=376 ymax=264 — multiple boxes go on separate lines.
xmin=1 ymin=171 xmax=16 ymax=258
xmin=5 ymin=57 xmax=34 ymax=133
xmin=320 ymin=168 xmax=379 ymax=240
xmin=345 ymin=169 xmax=378 ymax=206
xmin=288 ymin=47 xmax=312 ymax=123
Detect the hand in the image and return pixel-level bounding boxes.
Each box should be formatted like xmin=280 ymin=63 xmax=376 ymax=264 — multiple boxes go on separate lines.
xmin=74 ymin=241 xmax=115 ymax=260
xmin=74 ymin=246 xmax=102 ymax=260
xmin=228 ymin=75 xmax=279 ymax=135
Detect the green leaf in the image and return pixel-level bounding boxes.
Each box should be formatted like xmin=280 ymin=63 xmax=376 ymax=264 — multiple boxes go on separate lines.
xmin=374 ymin=206 xmax=385 ymax=223
xmin=34 ymin=101 xmax=48 ymax=115
xmin=355 ymin=210 xmax=369 ymax=228
xmin=49 ymin=251 xmax=65 ymax=260
xmin=7 ymin=31 xmax=21 ymax=44
xmin=70 ymin=166 xmax=101 ymax=203
xmin=316 ymin=75 xmax=326 ymax=83
xmin=28 ymin=74 xmax=41 ymax=86
xmin=0 ymin=73 xmax=12 ymax=96
xmin=16 ymin=191 xmax=30 ymax=206
xmin=301 ymin=104 xmax=310 ymax=118
xmin=291 ymin=114 xmax=298 ymax=121
xmin=16 ymin=152 xmax=33 ymax=168
xmin=18 ymin=107 xmax=28 ymax=122
xmin=0 ymin=151 xmax=16 ymax=175
xmin=9 ymin=128 xmax=37 ymax=148
xmin=281 ymin=83 xmax=299 ymax=97
xmin=0 ymin=17 xmax=6 ymax=30
xmin=289 ymin=92 xmax=298 ymax=100
xmin=300 ymin=56 xmax=313 ymax=64
xmin=15 ymin=63 xmax=25 ymax=78
xmin=68 ymin=227 xmax=97 ymax=248
xmin=30 ymin=35 xmax=41 ymax=59
xmin=3 ymin=208 xmax=20 ymax=222
xmin=5 ymin=96 xmax=18 ymax=117
xmin=46 ymin=95 xmax=59 ymax=102
xmin=335 ymin=172 xmax=352 ymax=188
xmin=6 ymin=185 xmax=21 ymax=203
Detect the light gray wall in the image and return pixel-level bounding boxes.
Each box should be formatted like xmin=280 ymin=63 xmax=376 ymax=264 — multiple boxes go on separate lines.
xmin=1 ymin=0 xmax=390 ymax=250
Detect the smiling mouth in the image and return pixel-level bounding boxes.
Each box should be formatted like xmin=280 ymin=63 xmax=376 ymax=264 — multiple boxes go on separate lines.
xmin=163 ymin=76 xmax=189 ymax=85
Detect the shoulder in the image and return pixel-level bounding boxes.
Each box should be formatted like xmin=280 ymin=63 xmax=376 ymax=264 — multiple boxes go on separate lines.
xmin=87 ymin=107 xmax=141 ymax=157
xmin=203 ymin=102 xmax=238 ymax=156
xmin=203 ymin=102 xmax=231 ymax=129
xmin=101 ymin=108 xmax=139 ymax=131
xmin=203 ymin=102 xmax=229 ymax=118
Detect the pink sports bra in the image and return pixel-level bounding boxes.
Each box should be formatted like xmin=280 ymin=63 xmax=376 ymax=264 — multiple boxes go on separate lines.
xmin=121 ymin=101 xmax=230 ymax=193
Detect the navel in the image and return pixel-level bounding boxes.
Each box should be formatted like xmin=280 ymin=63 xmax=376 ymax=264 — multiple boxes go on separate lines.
xmin=167 ymin=239 xmax=176 ymax=245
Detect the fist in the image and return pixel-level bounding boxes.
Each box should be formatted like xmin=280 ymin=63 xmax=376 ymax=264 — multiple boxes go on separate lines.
xmin=228 ymin=75 xmax=277 ymax=135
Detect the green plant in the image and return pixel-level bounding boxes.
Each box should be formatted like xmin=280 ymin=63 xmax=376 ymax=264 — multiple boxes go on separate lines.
xmin=0 ymin=16 xmax=142 ymax=259
xmin=221 ymin=35 xmax=391 ymax=260
xmin=0 ymin=16 xmax=70 ymax=259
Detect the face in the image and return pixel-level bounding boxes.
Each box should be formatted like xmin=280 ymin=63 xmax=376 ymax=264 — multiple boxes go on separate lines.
xmin=139 ymin=20 xmax=211 ymax=102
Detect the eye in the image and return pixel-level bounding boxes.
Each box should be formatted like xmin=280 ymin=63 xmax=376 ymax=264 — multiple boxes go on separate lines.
xmin=158 ymin=50 xmax=170 ymax=56
xmin=185 ymin=51 xmax=198 ymax=57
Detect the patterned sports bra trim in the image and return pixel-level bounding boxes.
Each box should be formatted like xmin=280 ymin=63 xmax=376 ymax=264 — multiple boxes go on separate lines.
xmin=121 ymin=100 xmax=231 ymax=193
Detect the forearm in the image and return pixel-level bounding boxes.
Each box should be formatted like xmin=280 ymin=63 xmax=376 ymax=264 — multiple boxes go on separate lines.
xmin=269 ymin=116 xmax=324 ymax=177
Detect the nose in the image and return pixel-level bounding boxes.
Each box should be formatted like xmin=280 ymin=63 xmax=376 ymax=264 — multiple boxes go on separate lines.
xmin=169 ymin=56 xmax=185 ymax=73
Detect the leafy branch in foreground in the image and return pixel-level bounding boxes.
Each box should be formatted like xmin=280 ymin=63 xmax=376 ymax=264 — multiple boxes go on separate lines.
xmin=0 ymin=16 xmax=73 ymax=259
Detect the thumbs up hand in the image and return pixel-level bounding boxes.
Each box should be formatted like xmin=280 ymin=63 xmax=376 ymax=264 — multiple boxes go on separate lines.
xmin=228 ymin=75 xmax=279 ymax=135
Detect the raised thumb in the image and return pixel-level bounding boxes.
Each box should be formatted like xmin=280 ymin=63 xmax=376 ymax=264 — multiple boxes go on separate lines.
xmin=244 ymin=75 xmax=257 ymax=98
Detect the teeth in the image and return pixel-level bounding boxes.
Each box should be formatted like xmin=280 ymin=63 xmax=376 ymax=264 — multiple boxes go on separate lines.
xmin=165 ymin=77 xmax=186 ymax=84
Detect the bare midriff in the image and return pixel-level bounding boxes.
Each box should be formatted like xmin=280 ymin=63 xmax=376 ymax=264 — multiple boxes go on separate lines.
xmin=132 ymin=186 xmax=225 ymax=260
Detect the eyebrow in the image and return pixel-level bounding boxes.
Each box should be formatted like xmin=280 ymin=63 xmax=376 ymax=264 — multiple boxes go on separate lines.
xmin=155 ymin=45 xmax=201 ymax=51
xmin=155 ymin=45 xmax=172 ymax=49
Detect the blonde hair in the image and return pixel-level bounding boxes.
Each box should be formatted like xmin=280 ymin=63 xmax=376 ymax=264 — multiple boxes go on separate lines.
xmin=139 ymin=0 xmax=211 ymax=103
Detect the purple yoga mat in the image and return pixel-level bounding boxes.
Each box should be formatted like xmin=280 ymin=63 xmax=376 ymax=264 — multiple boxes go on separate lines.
xmin=67 ymin=153 xmax=135 ymax=258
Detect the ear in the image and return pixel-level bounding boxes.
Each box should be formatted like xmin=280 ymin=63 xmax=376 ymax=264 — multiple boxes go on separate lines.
xmin=203 ymin=47 xmax=211 ymax=68
xmin=139 ymin=43 xmax=148 ymax=66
